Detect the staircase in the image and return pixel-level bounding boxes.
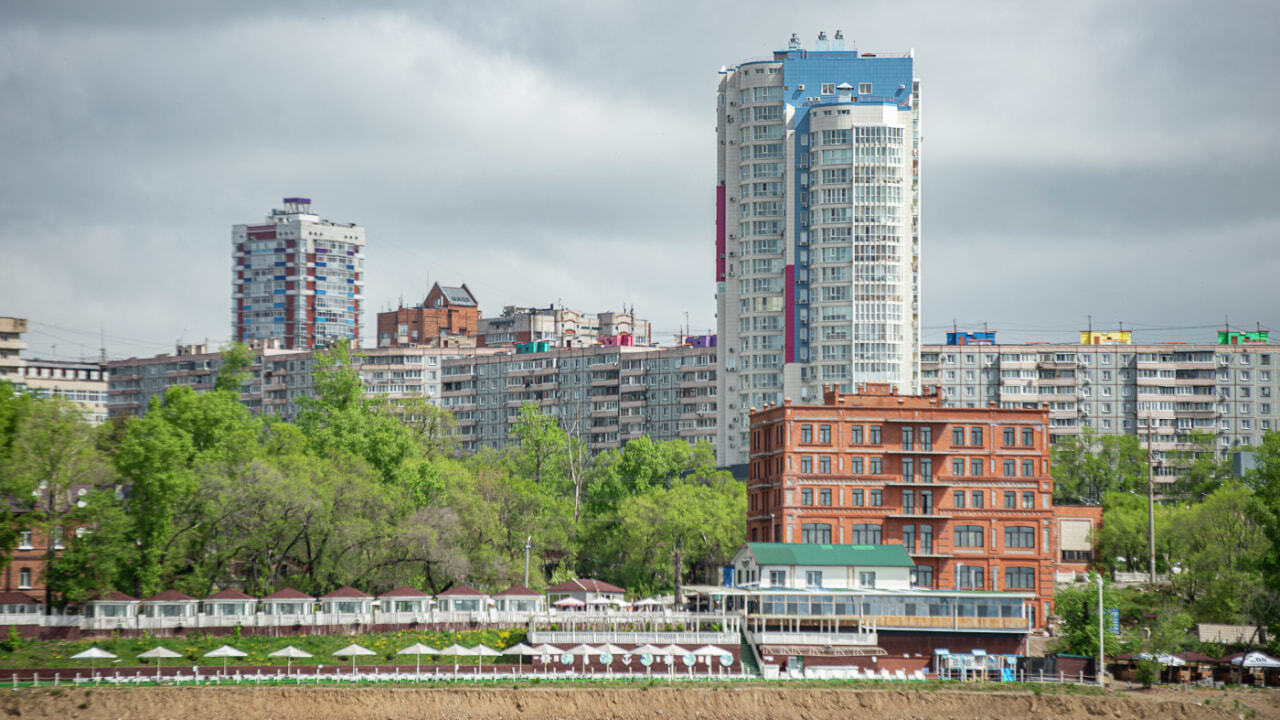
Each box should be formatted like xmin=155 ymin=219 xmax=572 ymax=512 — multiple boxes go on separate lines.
xmin=738 ymin=630 xmax=762 ymax=677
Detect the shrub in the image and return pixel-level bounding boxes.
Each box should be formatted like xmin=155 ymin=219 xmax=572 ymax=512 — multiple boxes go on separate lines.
xmin=1134 ymin=659 xmax=1160 ymax=688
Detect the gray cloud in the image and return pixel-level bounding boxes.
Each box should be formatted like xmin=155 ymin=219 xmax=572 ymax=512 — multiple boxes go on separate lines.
xmin=1 ymin=0 xmax=1278 ymax=361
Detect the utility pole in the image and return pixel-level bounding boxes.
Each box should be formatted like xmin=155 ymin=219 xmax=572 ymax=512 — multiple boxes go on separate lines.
xmin=1146 ymin=417 xmax=1157 ymax=583
xmin=523 ymin=535 xmax=533 ymax=588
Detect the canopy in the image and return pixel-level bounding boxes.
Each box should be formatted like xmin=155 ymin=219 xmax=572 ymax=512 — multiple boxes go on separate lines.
xmin=569 ymin=644 xmax=601 ymax=656
xmin=596 ymin=643 xmax=627 ymax=655
xmin=658 ymin=644 xmax=689 ymax=656
xmin=502 ymin=643 xmax=539 ymax=656
xmin=71 ymin=647 xmax=117 ymax=660
xmin=631 ymin=644 xmax=665 ymax=655
xmin=398 ymin=643 xmax=440 ymax=656
xmin=471 ymin=644 xmax=502 ymax=657
xmin=439 ymin=644 xmax=475 ymax=656
xmin=138 ymin=647 xmax=182 ymax=659
xmin=692 ymin=645 xmax=726 ymax=656
xmin=333 ymin=643 xmax=376 ymax=657
xmin=204 ymin=645 xmax=248 ymax=658
xmin=1232 ymin=652 xmax=1280 ymax=668
xmin=1135 ymin=652 xmax=1186 ymax=667
xmin=553 ymin=597 xmax=586 ymax=607
xmin=268 ymin=645 xmax=313 ymax=658
xmin=531 ymin=644 xmax=563 ymax=655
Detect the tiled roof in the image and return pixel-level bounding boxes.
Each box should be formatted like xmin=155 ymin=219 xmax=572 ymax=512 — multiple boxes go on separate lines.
xmin=204 ymin=588 xmax=255 ymax=601
xmin=378 ymin=586 xmax=431 ymax=598
xmin=437 ymin=585 xmax=486 ymax=596
xmin=744 ymin=542 xmax=914 ymax=568
xmin=320 ymin=586 xmax=372 ymax=599
xmin=547 ymin=578 xmax=626 ymax=594
xmin=262 ymin=588 xmax=313 ymax=600
xmin=494 ymin=585 xmax=541 ymax=597
xmin=0 ymin=591 xmax=39 ymax=604
xmin=88 ymin=590 xmax=138 ymax=603
xmin=142 ymin=590 xmax=197 ymax=602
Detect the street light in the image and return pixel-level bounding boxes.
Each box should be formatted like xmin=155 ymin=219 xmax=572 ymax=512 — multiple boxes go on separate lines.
xmin=1145 ymin=419 xmax=1157 ymax=582
xmin=1097 ymin=574 xmax=1105 ymax=687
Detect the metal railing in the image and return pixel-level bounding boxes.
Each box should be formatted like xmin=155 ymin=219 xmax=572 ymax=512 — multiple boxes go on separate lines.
xmin=528 ymin=630 xmax=737 ymax=645
xmin=747 ymin=631 xmax=878 ymax=646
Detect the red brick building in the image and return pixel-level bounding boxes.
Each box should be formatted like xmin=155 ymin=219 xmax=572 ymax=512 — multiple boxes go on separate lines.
xmin=376 ymin=283 xmax=480 ymax=348
xmin=748 ymin=383 xmax=1060 ymax=625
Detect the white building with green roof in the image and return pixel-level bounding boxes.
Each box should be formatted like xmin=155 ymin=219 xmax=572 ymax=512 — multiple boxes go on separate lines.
xmin=731 ymin=542 xmax=913 ymax=591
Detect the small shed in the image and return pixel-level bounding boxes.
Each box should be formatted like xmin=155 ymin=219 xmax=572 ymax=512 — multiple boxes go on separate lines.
xmin=436 ymin=585 xmax=488 ymax=612
xmin=83 ymin=590 xmax=140 ymax=620
xmin=494 ymin=585 xmax=544 ymax=613
xmin=378 ymin=586 xmax=432 ymax=614
xmin=140 ymin=590 xmax=199 ymax=620
xmin=320 ymin=586 xmax=374 ymax=615
xmin=547 ymin=578 xmax=626 ymax=607
xmin=261 ymin=588 xmax=315 ymax=616
xmin=202 ymin=588 xmax=257 ymax=618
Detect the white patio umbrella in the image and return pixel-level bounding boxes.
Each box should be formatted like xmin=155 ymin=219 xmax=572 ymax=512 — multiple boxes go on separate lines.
xmin=692 ymin=645 xmax=725 ymax=677
xmin=596 ymin=643 xmax=627 ymax=655
xmin=138 ymin=646 xmax=182 ymax=681
xmin=531 ymin=644 xmax=562 ymax=676
xmin=502 ymin=643 xmax=538 ymax=675
xmin=439 ymin=643 xmax=475 ymax=677
xmin=333 ymin=643 xmax=377 ymax=673
xmin=553 ymin=596 xmax=586 ymax=609
xmin=472 ymin=644 xmax=501 ymax=676
xmin=397 ymin=642 xmax=440 ymax=677
xmin=204 ymin=644 xmax=248 ymax=675
xmin=1232 ymin=651 xmax=1280 ymax=668
xmin=71 ymin=646 xmax=117 ymax=676
xmin=568 ymin=643 xmax=601 ymax=674
xmin=268 ymin=645 xmax=313 ymax=672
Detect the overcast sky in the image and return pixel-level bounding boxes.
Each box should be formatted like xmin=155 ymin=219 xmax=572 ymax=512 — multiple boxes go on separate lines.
xmin=3 ymin=0 xmax=1278 ymax=360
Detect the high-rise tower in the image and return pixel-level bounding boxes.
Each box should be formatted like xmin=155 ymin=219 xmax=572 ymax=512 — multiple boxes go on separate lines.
xmin=232 ymin=198 xmax=365 ymax=350
xmin=716 ymin=32 xmax=922 ymax=466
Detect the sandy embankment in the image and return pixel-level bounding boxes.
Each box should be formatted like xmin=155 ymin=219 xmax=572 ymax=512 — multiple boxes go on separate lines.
xmin=4 ymin=686 xmax=1276 ymax=720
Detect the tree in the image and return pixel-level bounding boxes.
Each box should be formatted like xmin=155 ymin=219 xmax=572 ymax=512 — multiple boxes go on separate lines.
xmin=1051 ymin=573 xmax=1124 ymax=659
xmin=1243 ymin=431 xmax=1280 ymax=638
xmin=44 ymin=489 xmax=136 ymax=606
xmin=214 ymin=341 xmax=255 ymax=392
xmin=2 ymin=397 xmax=113 ymax=606
xmin=1165 ymin=481 xmax=1268 ymax=623
xmin=0 ymin=382 xmax=35 ymax=577
xmin=511 ymin=403 xmax=566 ymax=489
xmin=373 ymin=396 xmax=459 ymax=458
xmin=1165 ymin=431 xmax=1232 ymax=502
xmin=1097 ymin=490 xmax=1181 ymax=575
xmin=1052 ymin=426 xmax=1146 ymax=504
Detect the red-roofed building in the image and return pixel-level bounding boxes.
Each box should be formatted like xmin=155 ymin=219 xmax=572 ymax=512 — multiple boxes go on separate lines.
xmin=83 ymin=591 xmax=139 ymax=628
xmin=0 ymin=591 xmax=41 ymax=624
xmin=140 ymin=590 xmax=199 ymax=624
xmin=547 ymin=578 xmax=626 ymax=607
xmin=261 ymin=588 xmax=314 ymax=617
xmin=320 ymin=586 xmax=373 ymax=615
xmin=494 ymin=585 xmax=544 ymax=613
xmin=436 ymin=585 xmax=488 ymax=612
xmin=202 ymin=588 xmax=256 ymax=619
xmin=378 ymin=586 xmax=432 ymax=615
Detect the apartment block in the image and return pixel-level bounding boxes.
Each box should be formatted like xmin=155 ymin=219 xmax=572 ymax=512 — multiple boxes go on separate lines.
xmin=440 ymin=340 xmax=717 ymax=454
xmin=232 ymin=198 xmax=365 ymax=350
xmin=477 ymin=305 xmax=650 ymax=348
xmin=14 ymin=360 xmax=110 ymax=425
xmin=747 ymin=383 xmax=1060 ymax=626
xmin=0 ymin=317 xmax=27 ymax=381
xmin=922 ymin=330 xmax=1279 ymax=468
xmin=376 ymin=283 xmax=480 ymax=348
xmin=716 ymin=32 xmax=924 ymax=468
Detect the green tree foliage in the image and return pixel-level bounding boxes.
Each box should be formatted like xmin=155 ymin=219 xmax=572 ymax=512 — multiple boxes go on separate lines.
xmin=1051 ymin=426 xmax=1146 ymax=504
xmin=1165 ymin=481 xmax=1268 ymax=623
xmin=1051 ymin=574 xmax=1124 ymax=658
xmin=1244 ymin=431 xmax=1280 ymax=638
xmin=214 ymin=341 xmax=255 ymax=392
xmin=1165 ymin=431 xmax=1232 ymax=502
xmin=1096 ymin=490 xmax=1182 ymax=575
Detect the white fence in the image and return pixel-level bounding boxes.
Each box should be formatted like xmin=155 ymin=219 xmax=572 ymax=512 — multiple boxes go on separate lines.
xmin=528 ymin=631 xmax=737 ymax=645
xmin=746 ymin=630 xmax=878 ymax=647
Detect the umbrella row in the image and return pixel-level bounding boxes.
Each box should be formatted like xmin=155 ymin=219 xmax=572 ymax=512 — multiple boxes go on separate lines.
xmin=71 ymin=641 xmax=733 ymax=677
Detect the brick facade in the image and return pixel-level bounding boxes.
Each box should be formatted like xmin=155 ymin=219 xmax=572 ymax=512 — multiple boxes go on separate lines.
xmin=747 ymin=383 xmax=1061 ymax=625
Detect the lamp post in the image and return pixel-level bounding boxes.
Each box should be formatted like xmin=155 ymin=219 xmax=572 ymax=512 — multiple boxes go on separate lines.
xmin=1145 ymin=418 xmax=1157 ymax=583
xmin=1097 ymin=575 xmax=1105 ymax=687
xmin=524 ymin=536 xmax=533 ymax=588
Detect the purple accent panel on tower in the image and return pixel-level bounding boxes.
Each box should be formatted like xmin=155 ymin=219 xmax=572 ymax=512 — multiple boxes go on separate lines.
xmin=716 ymin=186 xmax=726 ymax=282
xmin=785 ymin=264 xmax=795 ymax=363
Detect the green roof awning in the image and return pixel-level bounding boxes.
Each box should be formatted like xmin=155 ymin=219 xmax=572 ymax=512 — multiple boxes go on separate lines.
xmin=745 ymin=543 xmax=914 ymax=568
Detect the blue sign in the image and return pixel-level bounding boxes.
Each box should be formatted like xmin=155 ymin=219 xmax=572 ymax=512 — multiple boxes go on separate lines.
xmin=1108 ymin=607 xmax=1120 ymax=636
xmin=722 ymin=565 xmax=735 ymax=587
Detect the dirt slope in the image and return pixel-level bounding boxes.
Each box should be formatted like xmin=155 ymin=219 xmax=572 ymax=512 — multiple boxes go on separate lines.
xmin=2 ymin=686 xmax=1273 ymax=720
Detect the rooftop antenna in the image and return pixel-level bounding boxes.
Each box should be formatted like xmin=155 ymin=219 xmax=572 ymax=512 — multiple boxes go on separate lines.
xmin=99 ymin=323 xmax=107 ymax=362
